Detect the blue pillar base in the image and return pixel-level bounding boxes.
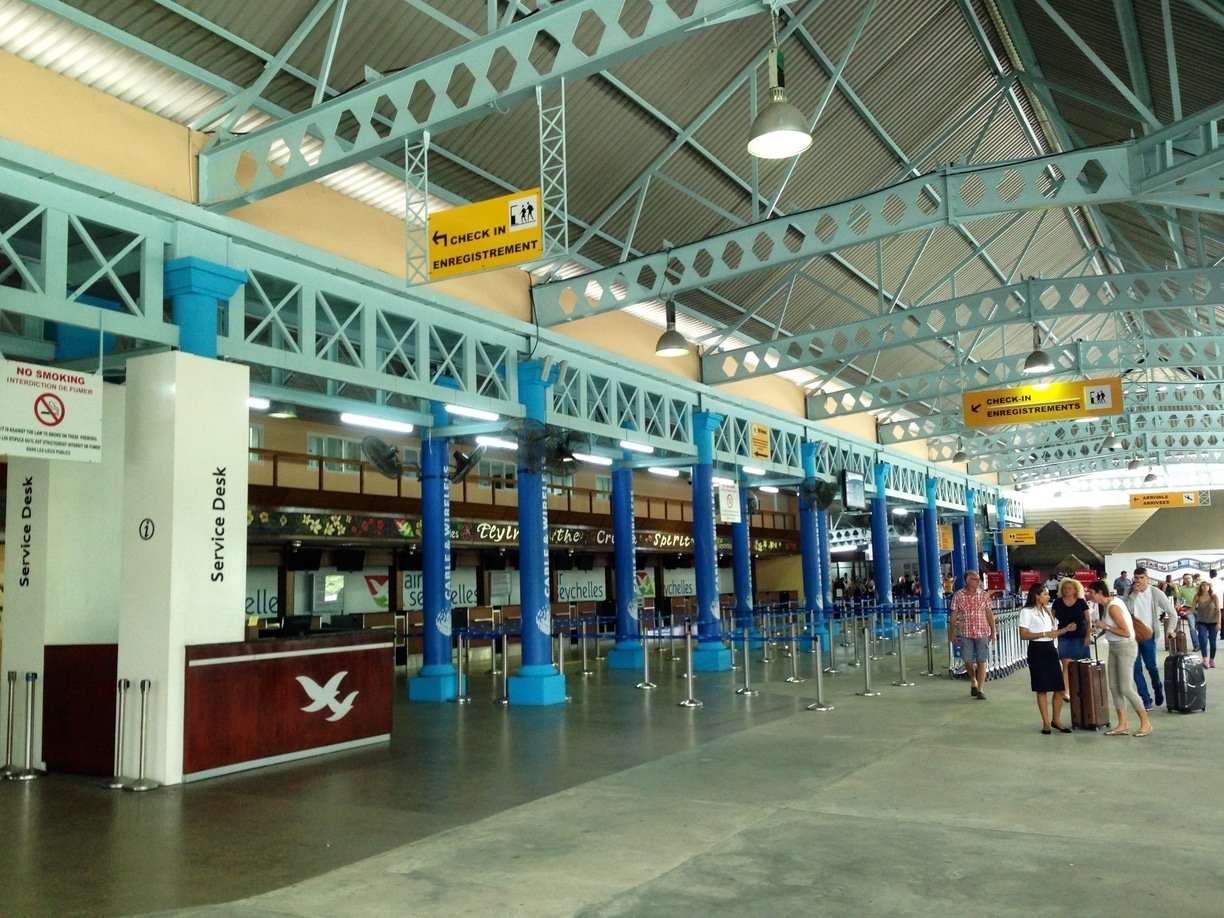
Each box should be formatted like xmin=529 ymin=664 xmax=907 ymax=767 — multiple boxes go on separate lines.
xmin=408 ymin=666 xmax=459 ymax=702
xmin=691 ymin=643 xmax=732 ymax=671
xmin=606 ymin=642 xmax=644 ymax=670
xmin=508 ymin=665 xmax=567 ymax=705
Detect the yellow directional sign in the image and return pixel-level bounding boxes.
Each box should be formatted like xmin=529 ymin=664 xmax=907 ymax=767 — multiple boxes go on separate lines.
xmin=937 ymin=524 xmax=953 ymax=551
xmin=963 ymin=377 xmax=1123 ymax=428
xmin=1129 ymin=490 xmax=1207 ymax=509
xmin=1002 ymin=527 xmax=1036 ymax=545
xmin=428 ymin=188 xmax=543 ymax=280
xmin=750 ymin=423 xmax=770 ymax=460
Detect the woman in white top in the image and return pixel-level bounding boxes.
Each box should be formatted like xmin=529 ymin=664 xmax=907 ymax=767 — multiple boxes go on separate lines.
xmin=1086 ymin=580 xmax=1153 ymax=736
xmin=1018 ymin=584 xmax=1071 ymax=733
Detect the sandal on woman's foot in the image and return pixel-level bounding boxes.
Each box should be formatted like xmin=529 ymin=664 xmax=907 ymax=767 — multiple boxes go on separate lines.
xmin=1104 ymin=728 xmax=1129 ymax=736
xmin=1052 ymin=724 xmax=1072 ymax=733
xmin=1133 ymin=728 xmax=1153 ymax=737
xmin=1041 ymin=727 xmax=1052 ymax=734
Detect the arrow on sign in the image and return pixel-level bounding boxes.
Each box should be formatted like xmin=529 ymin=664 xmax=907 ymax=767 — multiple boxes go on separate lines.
xmin=970 ymin=402 xmax=981 ymax=414
xmin=432 ymin=230 xmax=447 ymax=246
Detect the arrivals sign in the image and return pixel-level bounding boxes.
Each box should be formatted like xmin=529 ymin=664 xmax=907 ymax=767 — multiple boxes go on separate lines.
xmin=1128 ymin=490 xmax=1208 ymax=509
xmin=1001 ymin=528 xmax=1036 ymax=546
xmin=0 ymin=359 xmax=103 ymax=462
xmin=962 ymin=377 xmax=1122 ymax=428
xmin=428 ymin=188 xmax=543 ymax=280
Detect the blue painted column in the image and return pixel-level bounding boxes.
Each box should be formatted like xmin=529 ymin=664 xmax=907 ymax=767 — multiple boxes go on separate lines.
xmin=164 ymin=257 xmax=247 ymax=359
xmin=799 ymin=442 xmax=827 ymax=649
xmin=605 ymin=459 xmax=643 ymax=669
xmin=817 ymin=507 xmax=833 ymax=609
xmin=951 ymin=518 xmax=966 ymax=589
xmin=691 ymin=411 xmax=731 ymax=671
xmin=508 ymin=360 xmax=566 ymax=705
xmin=408 ymin=397 xmax=457 ymax=702
xmin=870 ymin=461 xmax=894 ymax=610
xmin=924 ymin=477 xmax=947 ymax=626
xmin=994 ymin=497 xmax=1011 ymax=594
xmin=963 ymin=487 xmax=979 ymax=576
xmin=731 ymin=484 xmax=754 ymax=631
xmin=917 ymin=509 xmax=934 ymax=609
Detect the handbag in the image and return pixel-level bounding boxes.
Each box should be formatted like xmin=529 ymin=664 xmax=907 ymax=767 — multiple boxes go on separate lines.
xmin=1130 ymin=611 xmax=1153 ymax=642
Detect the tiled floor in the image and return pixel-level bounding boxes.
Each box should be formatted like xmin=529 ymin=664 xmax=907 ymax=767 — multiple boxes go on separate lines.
xmin=4 ymin=632 xmax=1221 ymax=917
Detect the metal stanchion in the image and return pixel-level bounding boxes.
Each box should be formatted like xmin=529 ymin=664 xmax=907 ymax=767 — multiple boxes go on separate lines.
xmin=13 ymin=672 xmax=45 ymax=780
xmin=785 ymin=620 xmax=805 ymax=683
xmin=449 ymin=634 xmax=471 ymax=704
xmin=668 ymin=613 xmax=680 ymax=661
xmin=868 ymin=613 xmax=882 ymax=660
xmin=760 ymin=616 xmax=775 ymax=664
xmin=580 ymin=619 xmax=594 ymax=676
xmin=556 ymin=623 xmax=568 ymax=673
xmin=892 ymin=617 xmax=914 ymax=687
xmin=1 ymin=671 xmax=17 ymax=780
xmin=498 ymin=633 xmax=510 ymax=704
xmin=921 ymin=617 xmax=941 ymax=676
xmin=636 ymin=631 xmax=656 ymax=691
xmin=103 ymin=678 xmax=132 ymax=789
xmin=855 ymin=622 xmax=880 ymax=697
xmin=124 ymin=680 xmax=158 ymax=792
xmin=847 ymin=616 xmax=862 ymax=667
xmin=736 ymin=628 xmax=758 ymax=696
xmin=824 ymin=619 xmax=841 ymax=674
xmin=806 ymin=639 xmax=834 ymax=711
xmin=677 ymin=620 xmax=703 ymax=708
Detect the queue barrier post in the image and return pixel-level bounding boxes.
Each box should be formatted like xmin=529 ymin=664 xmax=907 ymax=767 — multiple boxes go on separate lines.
xmin=856 ymin=621 xmax=880 ymax=698
xmin=736 ymin=628 xmax=758 ymax=697
xmin=13 ymin=672 xmax=45 ymax=781
xmin=103 ymin=678 xmax=132 ymax=790
xmin=921 ymin=618 xmax=941 ymax=676
xmin=806 ymin=638 xmax=834 ymax=712
xmin=1 ymin=671 xmax=17 ymax=780
xmin=580 ymin=618 xmax=594 ymax=676
xmin=449 ymin=633 xmax=471 ymax=705
xmin=677 ymin=619 xmax=703 ymax=708
xmin=892 ymin=616 xmax=914 ymax=687
xmin=498 ymin=633 xmax=510 ymax=705
xmin=636 ymin=630 xmax=656 ymax=691
xmin=124 ymin=679 xmax=158 ymax=792
xmin=786 ymin=619 xmax=805 ymax=684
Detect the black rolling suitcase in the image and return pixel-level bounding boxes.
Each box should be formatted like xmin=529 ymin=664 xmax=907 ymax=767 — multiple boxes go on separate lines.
xmin=1165 ymin=651 xmax=1206 ymax=714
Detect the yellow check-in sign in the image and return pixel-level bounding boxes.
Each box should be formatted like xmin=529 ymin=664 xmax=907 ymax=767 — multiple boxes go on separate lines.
xmin=937 ymin=524 xmax=953 ymax=551
xmin=963 ymin=377 xmax=1122 ymax=428
xmin=750 ymin=423 xmax=770 ymax=460
xmin=1002 ymin=527 xmax=1036 ymax=545
xmin=1129 ymin=490 xmax=1205 ymax=509
xmin=428 ymin=188 xmax=542 ymax=280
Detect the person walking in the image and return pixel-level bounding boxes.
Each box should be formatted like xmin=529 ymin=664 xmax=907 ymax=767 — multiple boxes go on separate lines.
xmin=949 ymin=570 xmax=995 ymax=700
xmin=1125 ymin=567 xmax=1175 ymax=710
xmin=1087 ymin=581 xmax=1153 ymax=737
xmin=1018 ymin=584 xmax=1070 ymax=733
xmin=1113 ymin=570 xmax=1132 ymax=596
xmin=1175 ymin=573 xmax=1199 ymax=650
xmin=1192 ymin=580 xmax=1220 ymax=668
xmin=1051 ymin=577 xmax=1092 ymax=701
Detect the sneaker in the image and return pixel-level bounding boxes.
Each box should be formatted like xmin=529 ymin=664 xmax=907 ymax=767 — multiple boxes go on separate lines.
xmin=1144 ymin=701 xmax=1154 ymax=711
xmin=1154 ymin=686 xmax=1164 ymax=707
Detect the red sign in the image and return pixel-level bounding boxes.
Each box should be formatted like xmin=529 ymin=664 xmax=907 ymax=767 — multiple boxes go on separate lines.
xmin=1073 ymin=570 xmax=1097 ymax=588
xmin=1019 ymin=570 xmax=1042 ymax=593
xmin=986 ymin=571 xmax=1006 ymax=592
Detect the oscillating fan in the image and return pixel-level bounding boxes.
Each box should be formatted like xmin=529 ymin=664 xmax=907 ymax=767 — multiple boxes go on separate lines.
xmin=361 ymin=435 xmax=404 ymax=478
xmin=798 ymin=477 xmax=838 ymax=510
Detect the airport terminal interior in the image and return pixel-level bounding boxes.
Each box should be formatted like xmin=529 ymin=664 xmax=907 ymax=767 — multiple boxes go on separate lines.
xmin=1 ymin=1 xmax=1224 ymax=915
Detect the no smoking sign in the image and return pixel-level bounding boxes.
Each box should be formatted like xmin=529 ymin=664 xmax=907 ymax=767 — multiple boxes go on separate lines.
xmin=34 ymin=392 xmax=66 ymax=426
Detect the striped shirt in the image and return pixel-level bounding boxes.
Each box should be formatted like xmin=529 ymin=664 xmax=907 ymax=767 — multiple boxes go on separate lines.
xmin=952 ymin=588 xmax=993 ymax=638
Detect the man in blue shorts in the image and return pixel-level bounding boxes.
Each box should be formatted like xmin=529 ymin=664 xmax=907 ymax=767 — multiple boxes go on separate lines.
xmin=949 ymin=570 xmax=996 ymax=699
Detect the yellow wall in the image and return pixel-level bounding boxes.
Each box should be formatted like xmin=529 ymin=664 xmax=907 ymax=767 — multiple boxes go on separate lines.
xmin=756 ymin=555 xmax=803 ymax=594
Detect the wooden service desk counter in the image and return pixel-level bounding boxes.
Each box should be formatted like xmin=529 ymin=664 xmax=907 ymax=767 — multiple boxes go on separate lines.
xmin=182 ymin=631 xmax=393 ymax=782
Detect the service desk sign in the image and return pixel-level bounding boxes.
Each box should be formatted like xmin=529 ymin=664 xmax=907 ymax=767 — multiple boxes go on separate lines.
xmin=428 ymin=188 xmax=543 ymax=280
xmin=0 ymin=359 xmax=102 ymax=462
xmin=963 ymin=377 xmax=1122 ymax=428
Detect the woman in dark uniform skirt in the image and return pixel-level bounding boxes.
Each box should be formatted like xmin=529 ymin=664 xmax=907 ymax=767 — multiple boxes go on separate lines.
xmin=1018 ymin=584 xmax=1073 ymax=733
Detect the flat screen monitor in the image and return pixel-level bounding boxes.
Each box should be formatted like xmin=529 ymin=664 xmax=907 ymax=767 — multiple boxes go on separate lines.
xmin=281 ymin=615 xmax=313 ymax=637
xmin=285 ymin=545 xmax=323 ymax=571
xmin=334 ymin=548 xmax=365 ymax=572
xmin=842 ymin=470 xmax=867 ymax=511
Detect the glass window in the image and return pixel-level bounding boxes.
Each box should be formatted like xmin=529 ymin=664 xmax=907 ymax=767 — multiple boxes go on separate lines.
xmin=248 ymin=425 xmax=264 ymax=464
xmin=594 ymin=474 xmax=611 ymax=502
xmin=307 ymin=433 xmax=364 ymax=473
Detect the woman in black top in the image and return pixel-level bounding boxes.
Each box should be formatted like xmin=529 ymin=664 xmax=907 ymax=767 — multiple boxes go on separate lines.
xmin=1052 ymin=577 xmax=1092 ymax=701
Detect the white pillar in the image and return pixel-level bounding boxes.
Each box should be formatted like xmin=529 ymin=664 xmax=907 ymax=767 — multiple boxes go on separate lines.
xmin=1 ymin=383 xmax=126 ymax=767
xmin=116 ymin=352 xmax=248 ymax=784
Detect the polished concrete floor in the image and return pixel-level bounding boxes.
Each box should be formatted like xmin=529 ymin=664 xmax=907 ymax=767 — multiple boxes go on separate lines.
xmin=3 ymin=631 xmax=1222 ymax=917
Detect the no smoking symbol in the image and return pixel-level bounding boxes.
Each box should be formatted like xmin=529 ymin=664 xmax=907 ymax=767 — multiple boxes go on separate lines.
xmin=34 ymin=393 xmax=65 ymax=427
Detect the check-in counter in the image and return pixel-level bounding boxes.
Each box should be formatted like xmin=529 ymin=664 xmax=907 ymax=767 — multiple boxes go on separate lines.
xmin=182 ymin=630 xmax=393 ymax=781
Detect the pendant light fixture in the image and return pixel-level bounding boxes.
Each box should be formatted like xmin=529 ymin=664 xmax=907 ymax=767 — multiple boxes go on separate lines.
xmin=747 ymin=12 xmax=812 ymax=159
xmin=952 ymin=438 xmax=968 ymax=464
xmin=1022 ymin=323 xmax=1054 ymax=375
xmin=655 ymin=298 xmax=690 ymax=357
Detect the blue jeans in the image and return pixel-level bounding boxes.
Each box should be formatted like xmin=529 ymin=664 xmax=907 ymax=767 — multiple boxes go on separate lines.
xmin=1196 ymin=623 xmax=1218 ymax=661
xmin=1133 ymin=637 xmax=1162 ymax=706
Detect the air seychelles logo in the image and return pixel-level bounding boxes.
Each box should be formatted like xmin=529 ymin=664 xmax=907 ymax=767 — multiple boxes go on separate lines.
xmin=436 ymin=610 xmax=452 ymax=637
xmin=295 ymin=672 xmax=358 ymax=721
xmin=535 ymin=605 xmax=551 ymax=636
xmin=364 ymin=575 xmax=390 ymax=610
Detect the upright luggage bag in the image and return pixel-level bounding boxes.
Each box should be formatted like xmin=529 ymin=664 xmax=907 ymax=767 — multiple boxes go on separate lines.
xmin=1165 ymin=651 xmax=1206 ymax=713
xmin=1067 ymin=658 xmax=1109 ymax=730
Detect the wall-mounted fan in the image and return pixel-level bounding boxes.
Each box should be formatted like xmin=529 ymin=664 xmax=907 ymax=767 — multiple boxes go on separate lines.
xmin=504 ymin=420 xmax=590 ymax=477
xmin=361 ymin=435 xmax=405 ymax=479
xmin=450 ymin=444 xmax=487 ymax=483
xmin=798 ymin=477 xmax=838 ymax=510
xmin=893 ymin=512 xmax=918 ymax=537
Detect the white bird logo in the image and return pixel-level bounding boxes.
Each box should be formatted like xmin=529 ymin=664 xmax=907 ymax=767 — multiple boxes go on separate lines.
xmin=295 ymin=671 xmax=359 ymax=721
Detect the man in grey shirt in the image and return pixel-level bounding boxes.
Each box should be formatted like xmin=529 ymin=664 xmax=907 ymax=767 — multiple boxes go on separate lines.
xmin=1125 ymin=567 xmax=1175 ymax=710
xmin=1113 ymin=570 xmax=1132 ymax=596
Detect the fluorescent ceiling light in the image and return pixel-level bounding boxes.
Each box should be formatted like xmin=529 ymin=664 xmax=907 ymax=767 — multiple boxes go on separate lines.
xmin=741 ymin=465 xmax=766 ymax=476
xmin=759 ymin=485 xmax=779 ymax=494
xmin=476 ymin=435 xmax=517 ymax=450
xmin=247 ymin=396 xmax=270 ymax=411
xmin=829 ymin=544 xmax=858 ymax=555
xmin=572 ymin=452 xmax=612 ymax=466
xmin=898 ymin=535 xmax=919 ymax=543
xmin=340 ymin=412 xmax=414 ymax=434
xmin=711 ymin=476 xmax=736 ymax=487
xmin=445 ymin=404 xmax=500 ymax=422
xmin=619 ymin=439 xmax=654 ymax=454
xmin=648 ymin=466 xmax=681 ymax=478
